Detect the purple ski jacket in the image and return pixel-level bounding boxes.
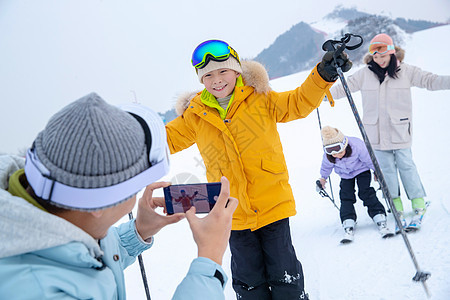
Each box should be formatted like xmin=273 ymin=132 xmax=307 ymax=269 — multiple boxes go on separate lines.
xmin=320 ymin=136 xmax=374 ymax=180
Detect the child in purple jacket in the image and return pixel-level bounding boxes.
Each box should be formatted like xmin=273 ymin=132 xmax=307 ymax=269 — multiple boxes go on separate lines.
xmin=318 ymin=126 xmax=393 ymax=243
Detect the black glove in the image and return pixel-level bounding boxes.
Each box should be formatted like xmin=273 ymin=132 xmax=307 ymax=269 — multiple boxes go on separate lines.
xmin=317 ymin=51 xmax=352 ymax=82
xmin=194 ymin=191 xmax=199 ymax=195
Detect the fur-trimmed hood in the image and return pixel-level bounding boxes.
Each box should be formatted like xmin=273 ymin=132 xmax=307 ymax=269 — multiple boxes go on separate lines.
xmin=363 ymin=46 xmax=405 ymax=64
xmin=174 ymin=60 xmax=271 ymax=116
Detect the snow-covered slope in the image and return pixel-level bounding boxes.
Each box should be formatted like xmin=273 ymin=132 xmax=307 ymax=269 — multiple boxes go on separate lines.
xmin=124 ymin=25 xmax=450 ymax=299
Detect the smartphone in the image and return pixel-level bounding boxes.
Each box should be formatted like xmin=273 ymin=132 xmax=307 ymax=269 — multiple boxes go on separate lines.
xmin=164 ymin=182 xmax=221 ymax=214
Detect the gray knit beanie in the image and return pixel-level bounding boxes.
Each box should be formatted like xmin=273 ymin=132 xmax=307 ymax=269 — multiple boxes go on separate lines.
xmin=32 ymin=93 xmax=150 ymax=189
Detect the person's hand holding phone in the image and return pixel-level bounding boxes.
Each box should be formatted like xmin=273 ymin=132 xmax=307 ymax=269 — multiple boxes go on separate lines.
xmin=185 ymin=176 xmax=238 ymax=265
xmin=135 ymin=181 xmax=186 ymax=241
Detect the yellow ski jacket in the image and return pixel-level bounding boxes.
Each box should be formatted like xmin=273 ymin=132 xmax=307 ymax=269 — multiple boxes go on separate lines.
xmin=166 ymin=61 xmax=333 ymax=230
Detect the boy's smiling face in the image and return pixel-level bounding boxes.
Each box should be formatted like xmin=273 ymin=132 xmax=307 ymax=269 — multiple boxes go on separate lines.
xmin=202 ymin=68 xmax=240 ymax=98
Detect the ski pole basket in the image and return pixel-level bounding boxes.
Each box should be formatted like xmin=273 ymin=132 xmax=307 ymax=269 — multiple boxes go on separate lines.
xmin=413 ymin=271 xmax=431 ymax=282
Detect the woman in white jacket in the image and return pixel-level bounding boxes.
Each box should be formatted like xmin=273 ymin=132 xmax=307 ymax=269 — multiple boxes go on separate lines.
xmin=330 ymin=33 xmax=450 ymax=231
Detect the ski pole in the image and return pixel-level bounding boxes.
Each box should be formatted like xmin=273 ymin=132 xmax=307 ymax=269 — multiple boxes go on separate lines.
xmin=375 ymin=182 xmax=391 ymax=213
xmin=315 ymin=180 xmax=340 ymax=211
xmin=316 ymin=108 xmax=337 ymax=202
xmin=323 ymin=33 xmax=392 ymax=213
xmin=322 ymin=33 xmax=431 ymax=298
xmin=128 ymin=212 xmax=151 ymax=300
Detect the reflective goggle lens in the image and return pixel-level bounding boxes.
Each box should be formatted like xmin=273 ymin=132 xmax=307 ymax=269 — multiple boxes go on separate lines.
xmin=369 ymin=42 xmax=394 ymax=55
xmin=324 ymin=137 xmax=347 ymax=155
xmin=191 ymin=40 xmax=239 ymax=69
xmin=324 ymin=144 xmax=344 ymax=155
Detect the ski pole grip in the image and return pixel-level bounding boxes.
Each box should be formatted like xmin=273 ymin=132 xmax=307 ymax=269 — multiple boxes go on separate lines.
xmin=322 ymin=40 xmax=337 ymax=52
xmin=316 ymin=180 xmax=325 ymax=194
xmin=316 ymin=180 xmax=323 ymax=189
xmin=344 ymin=34 xmax=364 ymax=50
xmin=321 ymin=33 xmax=364 ymax=53
xmin=334 ymin=44 xmax=345 ymax=60
xmin=321 ymin=39 xmax=347 ymax=68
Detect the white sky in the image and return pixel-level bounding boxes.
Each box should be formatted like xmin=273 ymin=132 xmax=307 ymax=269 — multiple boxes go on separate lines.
xmin=0 ymin=0 xmax=449 ymax=153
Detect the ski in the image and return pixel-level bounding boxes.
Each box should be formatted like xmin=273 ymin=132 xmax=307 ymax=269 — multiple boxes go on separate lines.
xmin=340 ymin=227 xmax=354 ymax=244
xmin=405 ymin=209 xmax=426 ymax=232
xmin=340 ymin=238 xmax=353 ymax=244
xmin=405 ymin=219 xmax=422 ymax=232
xmin=395 ymin=217 xmax=407 ymax=234
xmin=374 ymin=214 xmax=394 ymax=238
xmin=380 ymin=230 xmax=395 ymax=238
xmin=404 ymin=202 xmax=430 ymax=232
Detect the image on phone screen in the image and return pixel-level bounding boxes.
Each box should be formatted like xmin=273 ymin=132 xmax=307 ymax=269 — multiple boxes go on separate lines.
xmin=164 ymin=182 xmax=221 ymax=214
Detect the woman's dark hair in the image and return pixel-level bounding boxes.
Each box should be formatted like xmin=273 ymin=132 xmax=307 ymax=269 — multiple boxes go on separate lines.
xmin=368 ymin=54 xmax=400 ymax=83
xmin=326 ymin=143 xmax=352 ymax=164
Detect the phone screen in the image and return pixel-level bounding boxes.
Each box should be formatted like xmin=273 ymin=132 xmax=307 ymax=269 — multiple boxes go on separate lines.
xmin=164 ymin=182 xmax=221 ymax=214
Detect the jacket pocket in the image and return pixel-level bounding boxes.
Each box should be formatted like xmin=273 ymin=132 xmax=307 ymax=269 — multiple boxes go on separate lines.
xmin=363 ymin=117 xmax=379 ymax=145
xmin=261 ymin=158 xmax=286 ymax=174
xmin=390 ymin=116 xmax=411 ymax=144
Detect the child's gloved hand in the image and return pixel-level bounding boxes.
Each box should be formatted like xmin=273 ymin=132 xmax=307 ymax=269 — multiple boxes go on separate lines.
xmin=316 ymin=178 xmax=327 ymax=193
xmin=319 ymin=178 xmax=327 ymax=189
xmin=317 ymin=51 xmax=352 ymax=82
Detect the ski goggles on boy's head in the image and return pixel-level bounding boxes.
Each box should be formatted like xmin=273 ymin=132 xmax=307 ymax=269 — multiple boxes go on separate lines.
xmin=25 ymin=103 xmax=170 ymax=211
xmin=191 ymin=39 xmax=240 ymax=69
xmin=368 ymin=42 xmax=395 ymax=55
xmin=324 ymin=137 xmax=348 ymax=155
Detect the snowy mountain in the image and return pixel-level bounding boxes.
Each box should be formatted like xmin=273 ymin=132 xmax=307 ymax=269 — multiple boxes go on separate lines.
xmin=254 ymin=22 xmax=325 ymax=80
xmin=254 ymin=6 xmax=446 ymax=79
xmin=123 ymin=24 xmax=450 ymax=299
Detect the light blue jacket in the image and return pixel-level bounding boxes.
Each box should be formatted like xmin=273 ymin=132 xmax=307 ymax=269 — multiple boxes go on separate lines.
xmin=0 ymin=154 xmax=227 ymax=299
xmin=320 ymin=136 xmax=374 ymax=180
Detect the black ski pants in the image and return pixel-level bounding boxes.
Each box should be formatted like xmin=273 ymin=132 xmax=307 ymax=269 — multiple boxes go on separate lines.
xmin=229 ymin=218 xmax=308 ymax=300
xmin=339 ymin=170 xmax=386 ymax=223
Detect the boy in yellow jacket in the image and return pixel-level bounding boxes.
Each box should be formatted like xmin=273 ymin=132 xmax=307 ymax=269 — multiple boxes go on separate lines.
xmin=166 ymin=39 xmax=351 ymax=299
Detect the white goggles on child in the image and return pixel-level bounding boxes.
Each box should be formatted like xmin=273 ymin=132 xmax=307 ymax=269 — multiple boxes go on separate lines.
xmin=324 ymin=137 xmax=348 ymax=155
xmin=24 ymin=103 xmax=170 ymax=210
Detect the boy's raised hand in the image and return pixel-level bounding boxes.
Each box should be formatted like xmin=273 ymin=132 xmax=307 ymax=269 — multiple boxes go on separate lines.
xmin=318 ymin=50 xmax=352 ymax=82
xmin=135 ymin=182 xmax=185 ymax=241
xmin=185 ymin=176 xmax=238 ymax=265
